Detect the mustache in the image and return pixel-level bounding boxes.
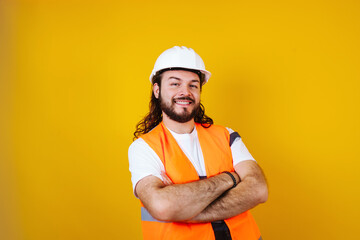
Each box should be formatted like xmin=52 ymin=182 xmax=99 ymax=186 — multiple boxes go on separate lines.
xmin=173 ymin=97 xmax=194 ymax=102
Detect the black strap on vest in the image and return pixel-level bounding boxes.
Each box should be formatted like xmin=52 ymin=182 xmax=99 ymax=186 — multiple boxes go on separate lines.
xmin=211 ymin=221 xmax=232 ymax=240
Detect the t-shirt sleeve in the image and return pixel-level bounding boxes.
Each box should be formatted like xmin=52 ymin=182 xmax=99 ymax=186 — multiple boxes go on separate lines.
xmin=226 ymin=127 xmax=256 ymax=166
xmin=128 ymin=138 xmax=164 ymax=197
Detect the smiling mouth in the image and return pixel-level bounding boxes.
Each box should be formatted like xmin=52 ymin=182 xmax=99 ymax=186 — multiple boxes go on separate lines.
xmin=175 ymin=101 xmax=192 ymax=105
xmin=173 ymin=97 xmax=194 ymax=105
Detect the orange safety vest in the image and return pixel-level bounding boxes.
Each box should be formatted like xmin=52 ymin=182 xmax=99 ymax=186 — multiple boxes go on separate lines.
xmin=140 ymin=122 xmax=261 ymax=240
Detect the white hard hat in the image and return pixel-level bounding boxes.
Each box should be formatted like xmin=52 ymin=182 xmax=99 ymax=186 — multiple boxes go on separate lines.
xmin=149 ymin=46 xmax=211 ymax=84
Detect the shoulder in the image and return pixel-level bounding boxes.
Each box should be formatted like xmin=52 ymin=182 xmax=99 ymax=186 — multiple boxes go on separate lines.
xmin=198 ymin=123 xmax=229 ymax=133
xmin=202 ymin=124 xmax=240 ymax=138
xmin=130 ymin=124 xmax=166 ymax=163
xmin=128 ymin=138 xmax=151 ymax=156
xmin=139 ymin=124 xmax=164 ymax=144
xmin=199 ymin=124 xmax=241 ymax=146
xmin=196 ymin=124 xmax=232 ymax=144
xmin=129 ymin=135 xmax=164 ymax=160
xmin=128 ymin=138 xmax=163 ymax=168
xmin=225 ymin=127 xmax=235 ymax=134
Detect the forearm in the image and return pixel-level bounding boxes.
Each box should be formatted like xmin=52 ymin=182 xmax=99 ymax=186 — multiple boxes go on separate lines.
xmin=137 ymin=172 xmax=236 ymax=221
xmin=189 ymin=174 xmax=268 ymax=222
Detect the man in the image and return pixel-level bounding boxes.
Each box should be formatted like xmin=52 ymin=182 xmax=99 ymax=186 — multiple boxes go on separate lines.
xmin=128 ymin=46 xmax=268 ymax=240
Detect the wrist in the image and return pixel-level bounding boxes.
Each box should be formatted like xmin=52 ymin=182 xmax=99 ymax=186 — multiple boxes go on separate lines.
xmin=223 ymin=171 xmax=237 ymax=189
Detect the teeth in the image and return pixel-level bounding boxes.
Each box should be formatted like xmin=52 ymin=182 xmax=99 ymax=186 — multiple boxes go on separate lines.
xmin=176 ymin=101 xmax=191 ymax=105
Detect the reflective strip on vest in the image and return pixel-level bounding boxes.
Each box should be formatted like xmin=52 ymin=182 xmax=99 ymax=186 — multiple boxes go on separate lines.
xmin=141 ymin=207 xmax=165 ymax=222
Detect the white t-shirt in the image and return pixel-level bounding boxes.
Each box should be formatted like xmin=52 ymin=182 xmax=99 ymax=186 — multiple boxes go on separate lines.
xmin=128 ymin=125 xmax=255 ymax=195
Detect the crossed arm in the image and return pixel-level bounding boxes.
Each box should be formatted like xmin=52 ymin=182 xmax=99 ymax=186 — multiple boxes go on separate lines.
xmin=135 ymin=160 xmax=268 ymax=222
xmin=190 ymin=161 xmax=268 ymax=222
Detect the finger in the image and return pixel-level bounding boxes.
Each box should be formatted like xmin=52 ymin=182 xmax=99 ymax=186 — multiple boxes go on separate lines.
xmin=161 ymin=171 xmax=173 ymax=185
xmin=163 ymin=175 xmax=172 ymax=185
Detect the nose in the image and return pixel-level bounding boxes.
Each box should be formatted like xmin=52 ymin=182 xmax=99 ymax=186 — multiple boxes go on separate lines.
xmin=179 ymin=85 xmax=191 ymax=96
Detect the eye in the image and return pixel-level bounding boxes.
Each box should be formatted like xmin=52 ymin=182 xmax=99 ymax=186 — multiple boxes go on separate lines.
xmin=190 ymin=84 xmax=198 ymax=89
xmin=171 ymin=83 xmax=179 ymax=86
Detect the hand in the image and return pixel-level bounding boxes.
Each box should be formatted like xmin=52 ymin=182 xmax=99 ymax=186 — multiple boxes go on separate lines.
xmin=161 ymin=171 xmax=174 ymax=186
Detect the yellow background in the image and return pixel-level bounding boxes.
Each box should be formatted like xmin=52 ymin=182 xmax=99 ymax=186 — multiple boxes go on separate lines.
xmin=1 ymin=0 xmax=359 ymax=239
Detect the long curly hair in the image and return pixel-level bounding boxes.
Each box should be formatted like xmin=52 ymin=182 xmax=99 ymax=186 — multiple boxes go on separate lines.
xmin=133 ymin=68 xmax=213 ymax=140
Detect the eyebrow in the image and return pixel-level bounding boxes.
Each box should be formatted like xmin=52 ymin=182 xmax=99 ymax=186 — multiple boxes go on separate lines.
xmin=168 ymin=77 xmax=200 ymax=83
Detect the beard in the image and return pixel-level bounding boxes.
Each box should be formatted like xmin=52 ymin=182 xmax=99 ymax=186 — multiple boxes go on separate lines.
xmin=159 ymin=94 xmax=200 ymax=123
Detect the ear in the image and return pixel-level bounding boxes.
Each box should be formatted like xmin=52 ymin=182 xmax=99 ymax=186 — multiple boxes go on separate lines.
xmin=153 ymin=83 xmax=160 ymax=99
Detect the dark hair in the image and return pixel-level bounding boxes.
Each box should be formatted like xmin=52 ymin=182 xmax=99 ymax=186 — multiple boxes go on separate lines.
xmin=133 ymin=68 xmax=213 ymax=140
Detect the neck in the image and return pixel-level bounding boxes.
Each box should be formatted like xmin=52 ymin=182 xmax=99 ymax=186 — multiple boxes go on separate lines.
xmin=162 ymin=114 xmax=195 ymax=134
